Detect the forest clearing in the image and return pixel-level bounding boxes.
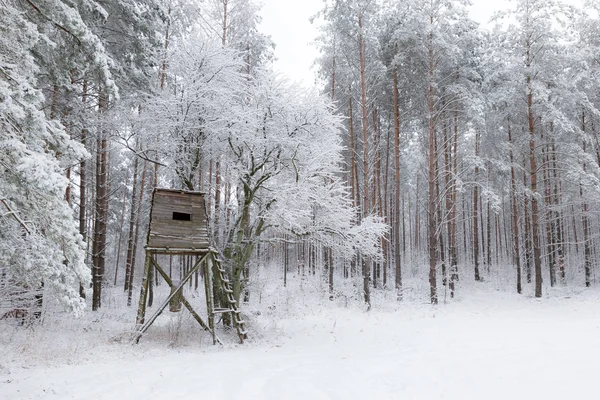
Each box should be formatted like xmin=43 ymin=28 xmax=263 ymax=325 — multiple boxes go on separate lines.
xmin=2 ymin=281 xmax=600 ymax=400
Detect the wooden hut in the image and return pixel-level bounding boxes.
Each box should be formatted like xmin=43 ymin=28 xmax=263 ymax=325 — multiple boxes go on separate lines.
xmin=147 ymin=189 xmax=209 ymax=250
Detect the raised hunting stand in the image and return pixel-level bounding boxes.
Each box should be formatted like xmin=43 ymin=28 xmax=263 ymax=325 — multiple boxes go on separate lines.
xmin=134 ymin=188 xmax=247 ymax=344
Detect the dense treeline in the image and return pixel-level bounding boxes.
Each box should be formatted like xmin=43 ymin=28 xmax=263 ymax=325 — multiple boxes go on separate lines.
xmin=314 ymin=0 xmax=600 ymax=302
xmin=2 ymin=0 xmax=600 ymax=321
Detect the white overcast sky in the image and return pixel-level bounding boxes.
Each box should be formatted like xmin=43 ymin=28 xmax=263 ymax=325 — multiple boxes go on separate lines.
xmin=257 ymin=0 xmax=535 ymax=86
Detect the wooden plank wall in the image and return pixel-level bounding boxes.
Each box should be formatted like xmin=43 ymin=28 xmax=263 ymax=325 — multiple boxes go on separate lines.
xmin=148 ymin=190 xmax=209 ymax=249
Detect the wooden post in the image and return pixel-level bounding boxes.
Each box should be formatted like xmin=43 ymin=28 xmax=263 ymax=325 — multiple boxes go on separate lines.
xmin=137 ymin=255 xmax=206 ymax=333
xmin=204 ymin=253 xmax=216 ymax=344
xmin=143 ymin=255 xmax=221 ymax=344
xmin=169 ymin=279 xmax=182 ymax=312
xmin=136 ymin=251 xmax=152 ymax=326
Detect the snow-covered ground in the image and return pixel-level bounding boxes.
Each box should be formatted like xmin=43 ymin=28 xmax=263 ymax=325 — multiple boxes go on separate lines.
xmin=2 ymin=280 xmax=600 ymax=400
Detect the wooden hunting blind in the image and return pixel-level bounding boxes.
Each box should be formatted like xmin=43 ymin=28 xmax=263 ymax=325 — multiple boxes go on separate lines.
xmin=147 ymin=189 xmax=209 ymax=250
xmin=134 ymin=188 xmax=247 ymax=345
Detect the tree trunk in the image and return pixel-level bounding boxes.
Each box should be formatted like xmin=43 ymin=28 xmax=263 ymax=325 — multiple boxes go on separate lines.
xmin=473 ymin=130 xmax=481 ymax=282
xmin=127 ymin=161 xmax=149 ymax=306
xmin=443 ymin=111 xmax=452 ymax=292
xmin=159 ymin=5 xmax=171 ymax=90
xmin=373 ymin=108 xmax=385 ymax=289
xmin=415 ymin=176 xmax=420 ymax=255
xmin=486 ymin=198 xmax=492 ymax=271
xmin=508 ymin=123 xmax=522 ymax=294
xmin=284 ymin=236 xmax=288 ymax=287
xmin=449 ymin=110 xmax=459 ymax=295
xmin=393 ymin=65 xmax=402 ymax=299
xmin=427 ymin=22 xmax=438 ymax=304
xmin=124 ymin=156 xmax=140 ymax=292
xmin=328 ymin=248 xmax=334 ymax=298
xmin=435 ymin=128 xmax=446 ymax=289
xmin=527 ymin=69 xmax=543 ymax=298
xmin=541 ymin=130 xmax=556 ymax=287
xmin=113 ymin=172 xmax=130 ymax=286
xmin=551 ymin=139 xmax=565 ymax=283
xmin=383 ymin=108 xmax=391 ymax=288
xmin=92 ymin=91 xmax=109 ymax=310
xmin=79 ymin=80 xmax=88 ymax=299
xmin=358 ymin=13 xmax=371 ymax=308
xmin=349 ymin=95 xmax=357 ymax=210
xmin=581 ymin=111 xmax=592 ymax=287
xmin=331 ymin=40 xmax=336 ymax=101
xmin=65 ymin=168 xmax=71 ymax=204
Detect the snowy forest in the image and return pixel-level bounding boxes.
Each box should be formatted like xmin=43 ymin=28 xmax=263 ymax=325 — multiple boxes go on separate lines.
xmin=3 ymin=0 xmax=600 ymax=398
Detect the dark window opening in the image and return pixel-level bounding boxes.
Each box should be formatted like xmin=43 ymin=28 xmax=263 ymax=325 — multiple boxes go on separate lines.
xmin=173 ymin=212 xmax=192 ymax=221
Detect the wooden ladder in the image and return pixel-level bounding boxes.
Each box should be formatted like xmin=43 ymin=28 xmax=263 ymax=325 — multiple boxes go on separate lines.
xmin=211 ymin=254 xmax=248 ymax=344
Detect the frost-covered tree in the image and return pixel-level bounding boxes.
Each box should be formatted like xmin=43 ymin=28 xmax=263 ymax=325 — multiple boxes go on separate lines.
xmin=224 ymin=73 xmax=387 ymax=303
xmin=318 ymin=0 xmax=481 ymax=304
xmin=142 ymin=31 xmax=386 ymax=304
xmin=199 ymin=0 xmax=274 ymax=70
xmin=141 ymin=35 xmax=246 ymax=189
xmin=392 ymin=0 xmax=478 ymax=304
xmin=86 ymin=0 xmax=165 ymax=310
xmin=0 ymin=0 xmax=89 ymax=315
xmin=316 ymin=0 xmax=389 ymax=306
xmin=485 ymin=0 xmax=597 ymax=296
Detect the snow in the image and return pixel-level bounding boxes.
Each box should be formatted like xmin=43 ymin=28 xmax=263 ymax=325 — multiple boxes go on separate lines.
xmin=2 ymin=284 xmax=600 ymax=400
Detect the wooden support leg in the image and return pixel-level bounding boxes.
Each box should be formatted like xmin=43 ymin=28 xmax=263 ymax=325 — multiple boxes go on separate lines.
xmin=135 ymin=256 xmax=205 ymax=339
xmin=148 ymin=256 xmax=222 ymax=345
xmin=204 ymin=254 xmax=215 ymax=344
xmin=136 ymin=252 xmax=152 ymax=326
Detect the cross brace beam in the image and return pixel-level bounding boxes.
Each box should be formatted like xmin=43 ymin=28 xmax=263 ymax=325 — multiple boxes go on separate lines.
xmin=133 ymin=252 xmax=221 ymax=344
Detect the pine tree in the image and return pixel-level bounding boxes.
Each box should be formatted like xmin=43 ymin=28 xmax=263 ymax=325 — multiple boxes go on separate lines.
xmin=0 ymin=0 xmax=90 ymax=314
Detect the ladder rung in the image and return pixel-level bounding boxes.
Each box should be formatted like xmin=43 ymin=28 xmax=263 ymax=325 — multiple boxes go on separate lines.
xmin=223 ymin=288 xmax=233 ymax=293
xmin=228 ymin=299 xmax=237 ymax=304
xmin=213 ymin=308 xmax=233 ymax=314
xmin=236 ymin=319 xmax=245 ymax=324
xmin=238 ymin=330 xmax=247 ymax=336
